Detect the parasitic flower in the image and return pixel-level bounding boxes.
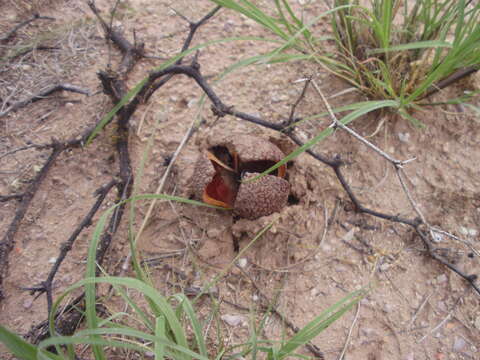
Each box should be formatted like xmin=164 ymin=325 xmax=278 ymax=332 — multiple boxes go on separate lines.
xmin=191 ymin=135 xmax=290 ymax=219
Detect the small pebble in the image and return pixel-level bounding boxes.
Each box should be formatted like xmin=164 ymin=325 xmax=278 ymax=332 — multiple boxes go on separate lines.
xmin=437 ymin=274 xmax=448 ymax=284
xmin=383 ymin=303 xmax=393 ymax=312
xmin=320 ymin=244 xmax=332 ymax=252
xmin=48 ymin=257 xmax=57 ymax=264
xmin=453 ymin=337 xmax=466 ymax=352
xmin=221 ymin=314 xmax=245 ymax=327
xmin=379 ymin=262 xmax=390 ymax=272
xmin=432 ymin=232 xmax=443 ymax=243
xmin=23 ymin=298 xmax=33 ymax=309
xmin=237 ymin=258 xmax=247 ymax=268
xmin=474 ymin=316 xmax=480 ymax=330
xmin=398 ymin=132 xmax=410 ymax=143
xmin=206 ymin=227 xmax=222 ymax=238
xmin=187 ymin=99 xmax=197 ymax=108
xmin=361 ymin=327 xmax=376 ymax=337
xmin=437 ymin=301 xmax=447 ymax=312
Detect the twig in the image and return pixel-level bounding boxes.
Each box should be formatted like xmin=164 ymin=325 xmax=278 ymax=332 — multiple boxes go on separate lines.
xmin=430 ymin=227 xmax=480 ymax=258
xmin=144 ymin=5 xmax=222 ymax=101
xmin=0 ymin=193 xmax=23 ymax=202
xmin=395 ymin=168 xmax=428 ymax=225
xmin=2 ymin=45 xmax=60 ymax=62
xmin=417 ymin=290 xmax=466 ymax=343
xmin=337 ymin=302 xmax=361 ymax=360
xmin=88 ymin=0 xmax=144 ymax=75
xmin=415 ymin=228 xmax=479 ymax=294
xmin=311 ymin=79 xmax=416 ymax=169
xmin=0 ymin=145 xmax=62 ymax=299
xmin=284 ymin=76 xmax=311 ymax=130
xmin=0 ymin=144 xmax=50 ymax=160
xmin=23 ymin=180 xmax=118 ymax=313
xmin=0 ymin=13 xmax=55 ymax=42
xmin=407 ymin=291 xmax=435 ymax=330
xmin=423 ymin=65 xmax=479 ymax=98
xmin=0 ymin=84 xmax=90 ymax=118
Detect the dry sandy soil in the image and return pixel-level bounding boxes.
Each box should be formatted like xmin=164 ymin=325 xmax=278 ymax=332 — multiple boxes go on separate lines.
xmin=1 ymin=0 xmax=480 ymax=359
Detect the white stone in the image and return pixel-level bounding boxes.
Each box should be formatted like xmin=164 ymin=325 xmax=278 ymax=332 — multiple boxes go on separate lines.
xmin=187 ymin=99 xmax=197 ymax=108
xmin=436 ymin=274 xmax=448 ymax=284
xmin=474 ymin=316 xmax=480 ymax=330
xmin=237 ymin=258 xmax=248 ymax=268
xmin=398 ymin=132 xmax=410 ymax=143
xmin=23 ymin=298 xmax=33 ymax=309
xmin=453 ymin=337 xmax=466 ymax=352
xmin=432 ymin=232 xmax=443 ymax=243
xmin=221 ymin=314 xmax=245 ymax=327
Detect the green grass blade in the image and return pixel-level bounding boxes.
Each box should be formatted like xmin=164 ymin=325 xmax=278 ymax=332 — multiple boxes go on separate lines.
xmin=275 ymin=289 xmax=366 ymax=359
xmin=367 ymin=40 xmax=452 ymax=54
xmin=154 ymin=316 xmax=166 ymax=360
xmin=262 ymin=4 xmax=355 ymax=64
xmin=0 ymin=325 xmax=62 ymax=360
xmin=209 ymin=0 xmax=288 ymax=38
xmin=173 ymin=294 xmax=208 ymax=356
xmin=398 ymin=109 xmax=425 ymax=127
xmin=77 ymin=327 xmax=208 ymax=359
xmin=38 ymin=336 xmax=149 ymax=357
xmin=49 ymin=277 xmax=212 ymax=359
xmin=244 ymin=100 xmax=399 ymax=182
xmin=75 ymin=195 xmax=226 ymax=360
xmin=107 ymin=279 xmax=155 ymax=330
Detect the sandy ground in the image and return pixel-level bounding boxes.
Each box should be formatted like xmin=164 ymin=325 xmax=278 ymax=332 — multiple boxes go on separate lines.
xmin=1 ymin=0 xmax=479 ymax=359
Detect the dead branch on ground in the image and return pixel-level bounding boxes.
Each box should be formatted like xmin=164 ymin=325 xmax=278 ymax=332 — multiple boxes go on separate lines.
xmin=0 ymin=145 xmax=62 ymax=300
xmin=23 ymin=179 xmax=118 ymax=313
xmin=0 ymin=13 xmax=55 ymax=43
xmin=0 ymin=194 xmax=23 ymax=202
xmin=0 ymin=84 xmax=91 ymax=118
xmin=23 ymin=1 xmax=219 ymax=344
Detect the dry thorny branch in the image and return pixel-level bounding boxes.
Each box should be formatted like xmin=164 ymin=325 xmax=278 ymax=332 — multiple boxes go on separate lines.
xmin=0 ymin=13 xmax=55 ymax=43
xmin=0 ymin=0 xmax=478 ymax=354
